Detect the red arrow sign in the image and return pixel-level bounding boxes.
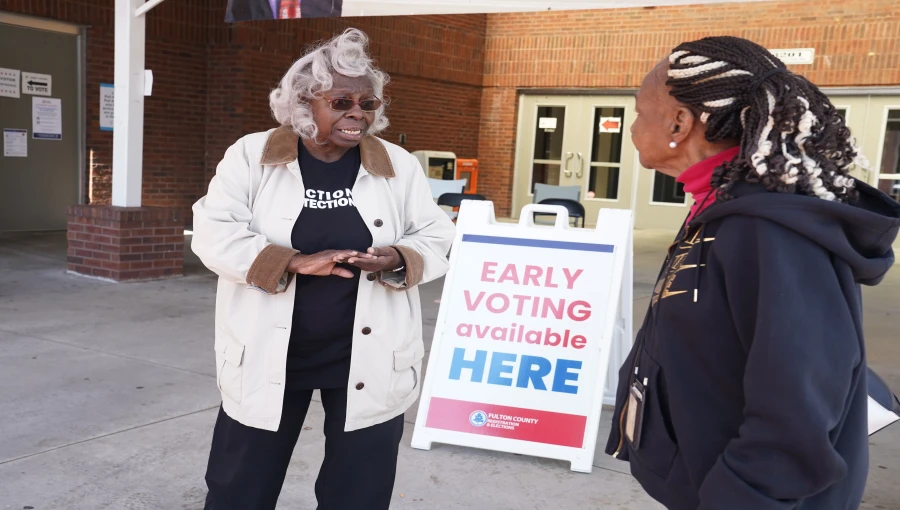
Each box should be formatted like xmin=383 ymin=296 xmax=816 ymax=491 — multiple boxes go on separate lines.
xmin=601 ymin=119 xmax=620 ymax=130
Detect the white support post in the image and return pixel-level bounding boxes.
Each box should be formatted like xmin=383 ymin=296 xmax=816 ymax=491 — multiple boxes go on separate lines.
xmin=112 ymin=0 xmax=147 ymax=207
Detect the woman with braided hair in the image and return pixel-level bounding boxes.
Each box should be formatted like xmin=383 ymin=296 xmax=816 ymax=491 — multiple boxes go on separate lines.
xmin=605 ymin=36 xmax=900 ymax=510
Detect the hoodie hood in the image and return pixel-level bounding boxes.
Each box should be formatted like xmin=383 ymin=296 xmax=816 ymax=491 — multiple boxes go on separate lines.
xmin=694 ymin=180 xmax=900 ymax=285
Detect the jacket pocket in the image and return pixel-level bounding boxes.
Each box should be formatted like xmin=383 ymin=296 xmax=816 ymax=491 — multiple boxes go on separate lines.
xmin=629 ymin=351 xmax=678 ymax=479
xmin=215 ymin=331 xmax=245 ymax=404
xmin=386 ymin=340 xmax=424 ymax=408
xmin=606 ymin=337 xmax=642 ymax=459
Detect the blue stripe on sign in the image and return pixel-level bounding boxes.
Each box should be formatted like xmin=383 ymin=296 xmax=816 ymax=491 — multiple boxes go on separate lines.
xmin=462 ymin=234 xmax=614 ymax=253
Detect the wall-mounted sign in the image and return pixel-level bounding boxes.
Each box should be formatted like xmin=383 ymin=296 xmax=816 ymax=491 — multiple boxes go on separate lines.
xmin=769 ymin=48 xmax=815 ymax=65
xmin=100 ymin=84 xmax=114 ymax=131
xmin=32 ymin=97 xmax=62 ymax=140
xmin=22 ymin=72 xmax=51 ymax=96
xmin=0 ymin=68 xmax=20 ymax=98
xmin=598 ymin=117 xmax=621 ymax=133
xmin=538 ymin=117 xmax=558 ymax=130
xmin=3 ymin=129 xmax=28 ymax=157
xmin=144 ymin=70 xmax=153 ymax=96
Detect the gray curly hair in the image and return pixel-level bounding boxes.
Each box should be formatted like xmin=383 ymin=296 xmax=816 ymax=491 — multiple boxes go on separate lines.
xmin=269 ymin=28 xmax=390 ymax=141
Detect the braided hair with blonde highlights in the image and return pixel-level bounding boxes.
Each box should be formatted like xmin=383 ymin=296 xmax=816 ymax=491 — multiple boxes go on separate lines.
xmin=666 ymin=36 xmax=864 ymax=202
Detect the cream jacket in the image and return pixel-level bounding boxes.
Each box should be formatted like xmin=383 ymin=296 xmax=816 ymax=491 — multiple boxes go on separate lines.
xmin=192 ymin=126 xmax=455 ymax=432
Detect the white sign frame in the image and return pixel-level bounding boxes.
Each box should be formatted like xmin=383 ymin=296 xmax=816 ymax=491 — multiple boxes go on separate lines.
xmin=412 ymin=201 xmax=633 ymax=473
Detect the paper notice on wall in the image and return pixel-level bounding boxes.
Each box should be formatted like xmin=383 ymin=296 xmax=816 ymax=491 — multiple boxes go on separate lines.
xmin=0 ymin=68 xmax=20 ymax=98
xmin=598 ymin=117 xmax=621 ymax=133
xmin=32 ymin=97 xmax=62 ymax=140
xmin=144 ymin=70 xmax=153 ymax=96
xmin=100 ymin=84 xmax=114 ymax=131
xmin=22 ymin=72 xmax=51 ymax=96
xmin=538 ymin=117 xmax=558 ymax=130
xmin=769 ymin=48 xmax=815 ymax=65
xmin=3 ymin=129 xmax=28 ymax=157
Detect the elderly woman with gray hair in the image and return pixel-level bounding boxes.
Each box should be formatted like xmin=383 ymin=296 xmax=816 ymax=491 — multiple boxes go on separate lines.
xmin=191 ymin=28 xmax=455 ymax=509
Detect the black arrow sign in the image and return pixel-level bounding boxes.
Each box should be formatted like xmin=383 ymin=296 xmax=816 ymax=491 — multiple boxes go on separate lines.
xmin=28 ymin=80 xmax=48 ymax=87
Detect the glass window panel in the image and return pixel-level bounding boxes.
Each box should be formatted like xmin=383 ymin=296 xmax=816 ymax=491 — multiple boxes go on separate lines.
xmin=591 ymin=107 xmax=625 ymax=164
xmin=877 ymin=179 xmax=900 ymax=202
xmin=531 ymin=164 xmax=561 ymax=193
xmin=425 ymin=157 xmax=455 ymax=180
xmin=533 ymin=106 xmax=566 ymax=161
xmin=652 ymin=173 xmax=686 ymax=204
xmin=879 ymin=109 xmax=900 ymax=204
xmin=880 ymin=110 xmax=900 ymax=175
xmin=587 ymin=166 xmax=619 ymax=200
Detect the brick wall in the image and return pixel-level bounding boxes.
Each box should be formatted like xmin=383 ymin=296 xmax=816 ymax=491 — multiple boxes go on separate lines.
xmin=4 ymin=0 xmax=210 ymax=220
xmin=85 ymin=28 xmax=114 ymax=204
xmin=477 ymin=0 xmax=900 ymax=215
xmin=204 ymin=13 xmax=487 ymax=183
xmin=204 ymin=45 xmax=245 ymax=185
xmin=476 ymin=88 xmax=519 ymax=213
xmin=4 ymin=1 xmax=485 ymax=224
xmin=67 ymin=205 xmax=184 ymax=281
xmin=5 ymin=0 xmax=898 ymax=222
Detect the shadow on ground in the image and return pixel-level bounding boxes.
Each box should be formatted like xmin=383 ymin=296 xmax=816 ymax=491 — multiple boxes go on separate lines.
xmin=0 ymin=230 xmax=897 ymax=509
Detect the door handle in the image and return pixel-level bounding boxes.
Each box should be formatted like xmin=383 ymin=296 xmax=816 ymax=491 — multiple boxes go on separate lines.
xmin=563 ymin=152 xmax=574 ymax=177
xmin=575 ymin=153 xmax=584 ymax=178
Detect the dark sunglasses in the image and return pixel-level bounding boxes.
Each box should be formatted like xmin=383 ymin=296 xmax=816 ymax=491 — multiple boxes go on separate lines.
xmin=325 ymin=97 xmax=383 ymax=112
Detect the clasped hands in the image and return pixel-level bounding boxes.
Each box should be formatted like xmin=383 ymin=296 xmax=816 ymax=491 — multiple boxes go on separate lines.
xmin=287 ymin=247 xmax=403 ymax=278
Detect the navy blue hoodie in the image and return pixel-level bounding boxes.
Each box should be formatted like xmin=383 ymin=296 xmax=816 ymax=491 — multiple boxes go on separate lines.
xmin=605 ymin=179 xmax=900 ymax=510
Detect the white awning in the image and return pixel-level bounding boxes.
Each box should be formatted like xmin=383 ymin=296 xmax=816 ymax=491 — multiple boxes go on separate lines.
xmin=342 ymin=0 xmax=769 ymax=16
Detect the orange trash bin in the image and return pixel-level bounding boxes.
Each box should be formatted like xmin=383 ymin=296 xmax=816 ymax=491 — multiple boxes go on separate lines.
xmin=455 ymin=159 xmax=479 ymax=194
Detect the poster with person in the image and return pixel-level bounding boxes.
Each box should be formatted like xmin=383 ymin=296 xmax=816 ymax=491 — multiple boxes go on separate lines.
xmin=226 ymin=0 xmax=342 ymax=21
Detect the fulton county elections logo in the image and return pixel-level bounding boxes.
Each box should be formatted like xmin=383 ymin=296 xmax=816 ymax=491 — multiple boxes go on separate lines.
xmin=469 ymin=410 xmax=487 ymax=427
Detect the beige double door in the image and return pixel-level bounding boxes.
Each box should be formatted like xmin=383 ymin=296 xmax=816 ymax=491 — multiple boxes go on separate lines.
xmin=830 ymin=95 xmax=900 ymax=201
xmin=834 ymin=94 xmax=900 ymax=251
xmin=513 ymin=94 xmax=689 ymax=230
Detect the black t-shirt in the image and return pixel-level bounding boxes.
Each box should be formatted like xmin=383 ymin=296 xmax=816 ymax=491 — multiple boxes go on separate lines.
xmin=286 ymin=142 xmax=372 ymax=390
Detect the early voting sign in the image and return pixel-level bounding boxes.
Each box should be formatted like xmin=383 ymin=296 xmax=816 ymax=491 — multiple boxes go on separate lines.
xmin=412 ymin=201 xmax=633 ymax=473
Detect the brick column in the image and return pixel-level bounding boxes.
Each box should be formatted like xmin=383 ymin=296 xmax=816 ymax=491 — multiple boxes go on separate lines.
xmin=67 ymin=205 xmax=184 ymax=282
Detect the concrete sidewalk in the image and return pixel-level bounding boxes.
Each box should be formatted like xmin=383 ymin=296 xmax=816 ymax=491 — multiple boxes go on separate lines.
xmin=1 ymin=231 xmax=898 ymax=510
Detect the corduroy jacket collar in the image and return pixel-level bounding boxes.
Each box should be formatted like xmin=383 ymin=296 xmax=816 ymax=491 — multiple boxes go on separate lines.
xmin=259 ymin=125 xmax=395 ymax=178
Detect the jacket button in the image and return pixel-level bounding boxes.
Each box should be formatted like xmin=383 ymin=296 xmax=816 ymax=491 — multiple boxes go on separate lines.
xmin=356 ymin=382 xmax=365 ymax=390
xmin=374 ymin=219 xmax=383 ymax=227
xmin=367 ymin=273 xmax=377 ymax=281
xmin=361 ymin=327 xmax=372 ymax=335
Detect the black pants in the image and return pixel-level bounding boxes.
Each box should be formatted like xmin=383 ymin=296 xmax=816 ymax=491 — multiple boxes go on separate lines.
xmin=204 ymin=388 xmax=405 ymax=510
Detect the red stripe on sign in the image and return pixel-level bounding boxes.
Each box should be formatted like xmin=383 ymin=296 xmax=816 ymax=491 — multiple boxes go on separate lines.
xmin=425 ymin=397 xmax=587 ymax=448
